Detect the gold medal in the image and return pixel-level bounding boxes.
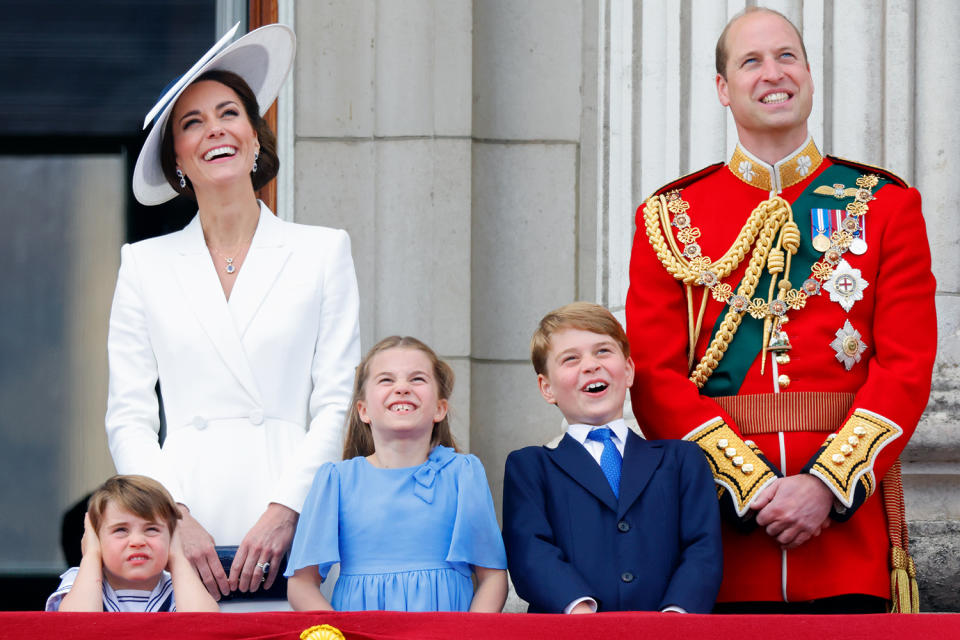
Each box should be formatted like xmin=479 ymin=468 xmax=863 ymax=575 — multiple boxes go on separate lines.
xmin=812 ymin=233 xmax=831 ymax=252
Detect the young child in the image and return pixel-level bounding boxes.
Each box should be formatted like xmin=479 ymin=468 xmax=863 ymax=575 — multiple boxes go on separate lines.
xmin=285 ymin=336 xmax=508 ymax=612
xmin=502 ymin=302 xmax=722 ymax=614
xmin=46 ymin=475 xmax=219 ymax=612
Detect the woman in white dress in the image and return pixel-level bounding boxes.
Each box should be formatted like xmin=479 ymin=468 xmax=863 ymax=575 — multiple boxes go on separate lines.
xmin=105 ymin=24 xmax=360 ymax=608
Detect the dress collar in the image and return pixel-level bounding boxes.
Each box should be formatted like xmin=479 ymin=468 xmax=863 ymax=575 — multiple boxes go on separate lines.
xmin=727 ymin=136 xmax=823 ymax=193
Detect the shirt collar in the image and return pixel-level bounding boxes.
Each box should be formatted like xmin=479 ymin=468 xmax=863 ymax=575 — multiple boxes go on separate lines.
xmin=727 ymin=136 xmax=822 ymax=193
xmin=567 ymin=418 xmax=629 ymax=445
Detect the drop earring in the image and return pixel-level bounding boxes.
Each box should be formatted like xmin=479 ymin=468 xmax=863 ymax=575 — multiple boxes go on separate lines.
xmin=252 ymin=150 xmax=259 ymax=174
xmin=176 ymin=168 xmax=186 ymax=189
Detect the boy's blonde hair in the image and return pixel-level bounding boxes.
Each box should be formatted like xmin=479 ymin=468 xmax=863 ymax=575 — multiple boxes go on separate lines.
xmin=342 ymin=336 xmax=460 ymax=459
xmin=87 ymin=475 xmax=181 ymax=535
xmin=531 ymin=302 xmax=631 ymax=376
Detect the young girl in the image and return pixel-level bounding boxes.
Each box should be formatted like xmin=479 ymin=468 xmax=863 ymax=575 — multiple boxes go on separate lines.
xmin=285 ymin=336 xmax=508 ymax=612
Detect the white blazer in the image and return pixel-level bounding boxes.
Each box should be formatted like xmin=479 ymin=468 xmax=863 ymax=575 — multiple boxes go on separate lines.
xmin=105 ymin=203 xmax=361 ymax=545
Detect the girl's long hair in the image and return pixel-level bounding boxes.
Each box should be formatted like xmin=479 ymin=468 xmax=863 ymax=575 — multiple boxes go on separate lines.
xmin=342 ymin=336 xmax=460 ymax=459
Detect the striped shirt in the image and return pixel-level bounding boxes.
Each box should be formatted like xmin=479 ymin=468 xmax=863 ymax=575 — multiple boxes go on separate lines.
xmin=45 ymin=567 xmax=175 ymax=612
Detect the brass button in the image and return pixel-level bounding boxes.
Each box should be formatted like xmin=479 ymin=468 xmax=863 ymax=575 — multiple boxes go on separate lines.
xmin=741 ymin=463 xmax=754 ymax=474
xmin=716 ymin=438 xmax=729 ymax=449
xmin=832 ymin=453 xmax=845 ymax=465
xmin=777 ymin=374 xmax=791 ymax=388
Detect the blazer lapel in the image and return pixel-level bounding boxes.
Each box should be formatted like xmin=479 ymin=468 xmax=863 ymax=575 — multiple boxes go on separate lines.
xmin=547 ymin=434 xmax=619 ymax=512
xmin=617 ymin=431 xmax=663 ymax=518
xmin=172 ymin=215 xmax=263 ymax=403
xmin=228 ymin=204 xmax=292 ymax=338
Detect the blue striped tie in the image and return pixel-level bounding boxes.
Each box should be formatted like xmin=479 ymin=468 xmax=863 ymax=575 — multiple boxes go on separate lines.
xmin=587 ymin=427 xmax=622 ymax=498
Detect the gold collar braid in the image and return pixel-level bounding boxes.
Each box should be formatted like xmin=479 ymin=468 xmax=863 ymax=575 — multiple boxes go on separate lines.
xmin=728 ymin=138 xmax=823 ymax=192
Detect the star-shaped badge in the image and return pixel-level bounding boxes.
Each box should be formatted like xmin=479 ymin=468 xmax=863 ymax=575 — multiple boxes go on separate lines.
xmin=822 ymin=259 xmax=869 ymax=312
xmin=830 ymin=320 xmax=868 ymax=370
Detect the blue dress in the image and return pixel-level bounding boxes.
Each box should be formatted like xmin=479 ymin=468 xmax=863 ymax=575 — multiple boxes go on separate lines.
xmin=285 ymin=445 xmax=507 ymax=611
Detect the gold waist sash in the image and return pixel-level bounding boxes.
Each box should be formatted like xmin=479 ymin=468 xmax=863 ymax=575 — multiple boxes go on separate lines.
xmin=713 ymin=391 xmax=855 ymax=435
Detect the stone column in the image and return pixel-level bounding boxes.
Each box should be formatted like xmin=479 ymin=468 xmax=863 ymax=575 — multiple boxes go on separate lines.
xmin=292 ymin=0 xmax=474 ymax=446
xmin=470 ymin=0 xmax=586 ymax=512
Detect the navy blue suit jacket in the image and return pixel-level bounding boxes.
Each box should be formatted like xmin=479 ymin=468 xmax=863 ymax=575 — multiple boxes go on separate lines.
xmin=502 ymin=430 xmax=722 ymax=613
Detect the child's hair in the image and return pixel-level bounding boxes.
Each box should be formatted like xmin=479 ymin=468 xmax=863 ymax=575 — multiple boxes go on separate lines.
xmin=342 ymin=336 xmax=460 ymax=459
xmin=87 ymin=475 xmax=181 ymax=536
xmin=530 ymin=302 xmax=631 ymax=376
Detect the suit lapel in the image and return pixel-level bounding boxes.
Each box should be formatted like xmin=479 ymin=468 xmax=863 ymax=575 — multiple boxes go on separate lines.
xmin=617 ymin=431 xmax=663 ymax=518
xmin=228 ymin=204 xmax=292 ymax=338
xmin=172 ymin=215 xmax=263 ymax=404
xmin=547 ymin=434 xmax=619 ymax=512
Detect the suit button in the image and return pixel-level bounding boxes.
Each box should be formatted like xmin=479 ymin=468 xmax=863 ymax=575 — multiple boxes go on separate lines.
xmin=621 ymin=572 xmax=634 ymax=583
xmin=617 ymin=520 xmax=630 ymax=532
xmin=250 ymin=410 xmax=264 ymax=425
xmin=191 ymin=416 xmax=206 ymax=430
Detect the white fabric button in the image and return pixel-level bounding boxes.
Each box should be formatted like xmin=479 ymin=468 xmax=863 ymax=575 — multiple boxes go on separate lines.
xmin=250 ymin=410 xmax=264 ymax=425
xmin=192 ymin=416 xmax=207 ymax=430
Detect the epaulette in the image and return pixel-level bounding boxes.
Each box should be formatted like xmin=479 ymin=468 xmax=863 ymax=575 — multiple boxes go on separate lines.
xmin=827 ymin=155 xmax=910 ymax=188
xmin=647 ymin=162 xmax=725 ymax=199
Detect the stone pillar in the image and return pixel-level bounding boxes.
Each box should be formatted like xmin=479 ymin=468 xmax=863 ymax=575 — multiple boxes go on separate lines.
xmin=470 ymin=0 xmax=586 ymax=513
xmin=292 ymin=0 xmax=474 ymax=447
xmin=904 ymin=0 xmax=960 ymax=613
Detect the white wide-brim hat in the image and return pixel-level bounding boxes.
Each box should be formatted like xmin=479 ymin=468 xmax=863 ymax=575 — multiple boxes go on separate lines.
xmin=132 ymin=22 xmax=296 ymax=206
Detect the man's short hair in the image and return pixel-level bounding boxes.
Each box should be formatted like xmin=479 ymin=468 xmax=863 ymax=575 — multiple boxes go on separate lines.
xmin=715 ymin=6 xmax=809 ymax=77
xmin=531 ymin=302 xmax=631 ymax=376
xmin=87 ymin=475 xmax=181 ymax=536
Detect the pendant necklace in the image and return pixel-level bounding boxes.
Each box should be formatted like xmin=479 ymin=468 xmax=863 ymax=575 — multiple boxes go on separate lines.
xmin=208 ymin=229 xmax=256 ymax=275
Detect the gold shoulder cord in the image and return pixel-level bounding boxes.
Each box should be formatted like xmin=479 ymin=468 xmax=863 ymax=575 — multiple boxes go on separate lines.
xmin=643 ymin=193 xmax=798 ymax=388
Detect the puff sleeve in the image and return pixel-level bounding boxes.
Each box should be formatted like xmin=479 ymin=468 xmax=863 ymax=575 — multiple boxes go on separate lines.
xmin=284 ymin=462 xmax=342 ymax=580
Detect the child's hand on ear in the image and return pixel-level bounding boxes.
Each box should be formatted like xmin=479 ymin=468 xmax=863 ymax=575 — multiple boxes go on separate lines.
xmin=167 ymin=527 xmax=186 ymax=571
xmin=80 ymin=513 xmax=101 ymax=560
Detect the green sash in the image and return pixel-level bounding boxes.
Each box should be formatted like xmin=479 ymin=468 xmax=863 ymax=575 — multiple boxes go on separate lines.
xmin=701 ymin=164 xmax=889 ymax=397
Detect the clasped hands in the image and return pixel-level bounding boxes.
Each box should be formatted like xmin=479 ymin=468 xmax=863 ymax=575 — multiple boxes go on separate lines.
xmin=749 ymin=474 xmax=834 ymax=550
xmin=177 ymin=502 xmax=298 ymax=600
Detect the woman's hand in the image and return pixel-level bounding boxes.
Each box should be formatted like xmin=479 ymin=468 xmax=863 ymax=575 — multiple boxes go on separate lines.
xmin=176 ymin=504 xmax=230 ymax=600
xmin=229 ymin=502 xmax=298 ymax=592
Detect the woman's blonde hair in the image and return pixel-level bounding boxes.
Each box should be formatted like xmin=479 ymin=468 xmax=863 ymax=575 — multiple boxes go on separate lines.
xmin=342 ymin=336 xmax=459 ymax=459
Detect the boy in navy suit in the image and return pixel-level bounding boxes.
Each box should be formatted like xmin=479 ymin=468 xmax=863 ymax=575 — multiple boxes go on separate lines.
xmin=502 ymin=302 xmax=722 ymax=613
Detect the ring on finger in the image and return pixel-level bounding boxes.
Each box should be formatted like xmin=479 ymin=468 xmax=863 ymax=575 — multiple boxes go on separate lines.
xmin=256 ymin=561 xmax=270 ymax=583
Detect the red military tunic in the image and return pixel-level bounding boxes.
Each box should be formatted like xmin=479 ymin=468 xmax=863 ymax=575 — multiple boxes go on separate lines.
xmin=626 ymin=138 xmax=936 ymax=603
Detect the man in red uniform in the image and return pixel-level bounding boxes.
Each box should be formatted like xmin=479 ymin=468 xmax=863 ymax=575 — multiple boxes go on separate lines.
xmin=626 ymin=7 xmax=936 ymax=613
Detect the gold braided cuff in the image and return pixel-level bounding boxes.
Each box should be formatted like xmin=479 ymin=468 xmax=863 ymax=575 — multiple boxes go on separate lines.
xmin=684 ymin=418 xmax=777 ymax=517
xmin=809 ymin=409 xmax=903 ymax=508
